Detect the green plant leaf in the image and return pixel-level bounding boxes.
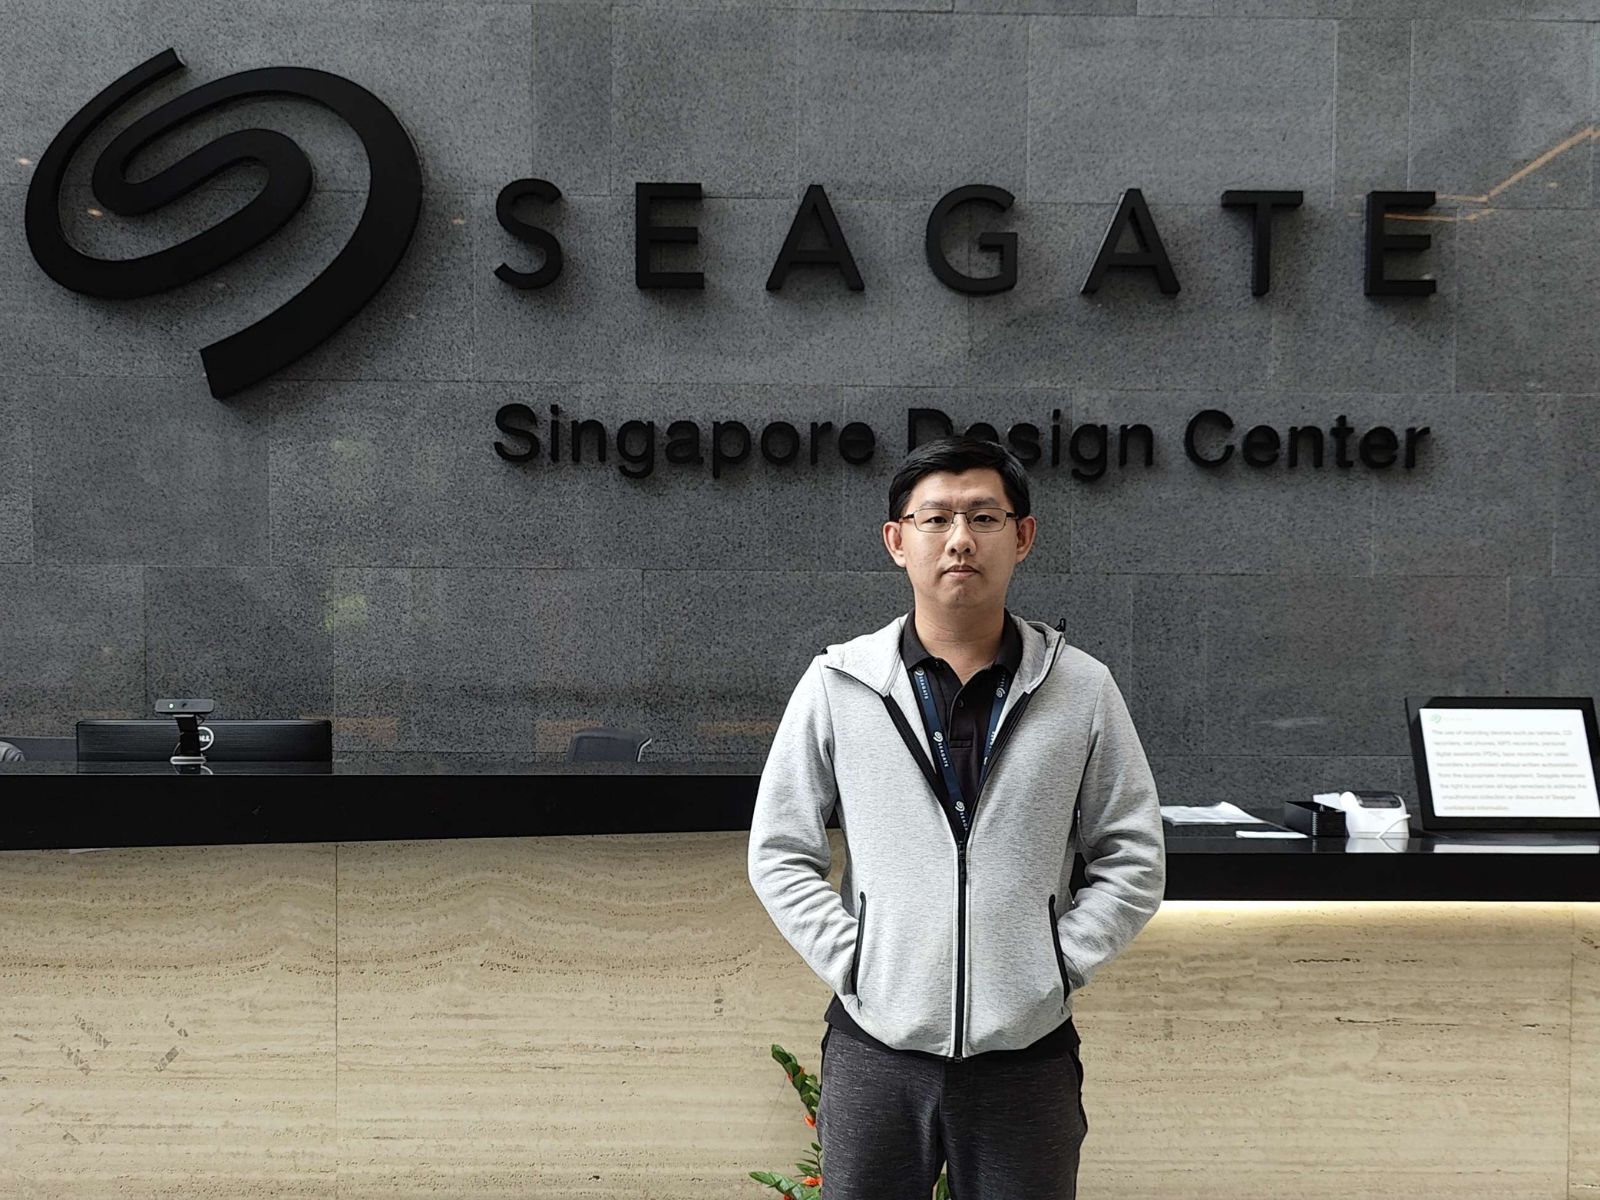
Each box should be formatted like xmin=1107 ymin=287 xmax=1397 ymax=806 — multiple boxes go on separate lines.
xmin=751 ymin=1169 xmax=814 ymax=1198
xmin=754 ymin=1045 xmax=829 ymax=1199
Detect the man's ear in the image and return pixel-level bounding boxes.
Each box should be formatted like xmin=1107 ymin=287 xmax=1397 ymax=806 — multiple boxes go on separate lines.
xmin=1014 ymin=515 xmax=1037 ymax=562
xmin=883 ymin=520 xmax=907 ymax=566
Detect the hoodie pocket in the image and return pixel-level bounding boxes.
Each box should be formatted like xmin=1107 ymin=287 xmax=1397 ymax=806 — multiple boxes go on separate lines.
xmin=1048 ymin=893 xmax=1072 ymax=1000
xmin=849 ymin=891 xmax=867 ymax=1000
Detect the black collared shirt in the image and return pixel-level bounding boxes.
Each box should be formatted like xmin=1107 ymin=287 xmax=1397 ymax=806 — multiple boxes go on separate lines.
xmin=822 ymin=607 xmax=1079 ymax=1063
xmin=900 ymin=603 xmax=1024 ymax=814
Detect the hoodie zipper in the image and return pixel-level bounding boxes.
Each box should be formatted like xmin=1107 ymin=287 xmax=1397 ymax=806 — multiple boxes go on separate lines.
xmin=874 ymin=632 xmax=1066 ymax=1061
xmin=850 ymin=891 xmax=866 ymax=996
xmin=950 ymin=659 xmax=1051 ymax=1060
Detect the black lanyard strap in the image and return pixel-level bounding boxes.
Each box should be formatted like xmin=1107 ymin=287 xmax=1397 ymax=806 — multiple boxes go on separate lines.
xmin=910 ymin=664 xmax=1010 ymax=833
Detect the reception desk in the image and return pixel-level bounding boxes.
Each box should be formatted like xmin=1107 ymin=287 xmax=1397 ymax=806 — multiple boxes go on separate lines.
xmin=1 ymin=759 xmax=1596 ymax=1198
xmin=2 ymin=756 xmax=1597 ymax=900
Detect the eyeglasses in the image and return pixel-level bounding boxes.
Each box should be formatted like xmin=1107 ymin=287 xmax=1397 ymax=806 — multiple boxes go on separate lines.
xmin=897 ymin=506 xmax=1017 ymax=534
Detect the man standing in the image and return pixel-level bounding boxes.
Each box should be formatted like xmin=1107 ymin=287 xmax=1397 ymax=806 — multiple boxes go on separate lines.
xmin=747 ymin=436 xmax=1166 ymax=1199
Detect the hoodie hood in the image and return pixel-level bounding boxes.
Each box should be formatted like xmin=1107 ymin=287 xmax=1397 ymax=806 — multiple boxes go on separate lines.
xmin=822 ymin=609 xmax=1063 ymax=697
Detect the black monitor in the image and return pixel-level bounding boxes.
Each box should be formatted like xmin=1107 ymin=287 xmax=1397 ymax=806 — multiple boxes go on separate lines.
xmin=75 ymin=720 xmax=333 ymax=763
xmin=1405 ymin=696 xmax=1600 ymax=832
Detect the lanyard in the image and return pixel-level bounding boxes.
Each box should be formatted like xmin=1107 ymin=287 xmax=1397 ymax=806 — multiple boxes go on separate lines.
xmin=910 ymin=664 xmax=1011 ymax=833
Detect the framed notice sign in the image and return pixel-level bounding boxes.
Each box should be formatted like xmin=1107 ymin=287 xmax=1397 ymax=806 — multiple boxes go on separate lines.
xmin=1406 ymin=697 xmax=1600 ymax=832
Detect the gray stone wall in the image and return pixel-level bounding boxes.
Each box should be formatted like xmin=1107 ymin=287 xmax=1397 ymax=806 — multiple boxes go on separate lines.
xmin=2 ymin=0 xmax=1596 ymax=807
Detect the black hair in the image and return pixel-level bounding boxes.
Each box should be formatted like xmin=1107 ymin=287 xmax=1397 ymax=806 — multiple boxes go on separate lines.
xmin=887 ymin=435 xmax=1031 ymax=523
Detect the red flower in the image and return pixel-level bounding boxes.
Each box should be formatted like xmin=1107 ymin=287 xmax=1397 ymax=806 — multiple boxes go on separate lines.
xmin=805 ymin=1113 xmax=816 ymax=1128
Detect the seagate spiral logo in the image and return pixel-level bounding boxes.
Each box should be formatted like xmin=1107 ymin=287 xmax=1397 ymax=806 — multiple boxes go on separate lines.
xmin=24 ymin=48 xmax=422 ymax=398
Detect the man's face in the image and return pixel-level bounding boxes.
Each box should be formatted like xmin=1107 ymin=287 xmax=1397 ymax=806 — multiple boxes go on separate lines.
xmin=882 ymin=467 xmax=1036 ymax=614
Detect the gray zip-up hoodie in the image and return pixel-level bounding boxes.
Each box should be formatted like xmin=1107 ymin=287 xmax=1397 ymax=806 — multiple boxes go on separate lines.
xmin=747 ymin=609 xmax=1166 ymax=1060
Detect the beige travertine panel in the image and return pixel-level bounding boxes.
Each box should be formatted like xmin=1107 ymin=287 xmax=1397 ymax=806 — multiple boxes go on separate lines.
xmin=335 ymin=831 xmax=831 ymax=1199
xmin=0 ymin=844 xmax=336 ymax=1199
xmin=2 ymin=834 xmax=1594 ymax=1200
xmin=1573 ymin=902 xmax=1600 ymax=1200
xmin=1078 ymin=900 xmax=1574 ymax=1200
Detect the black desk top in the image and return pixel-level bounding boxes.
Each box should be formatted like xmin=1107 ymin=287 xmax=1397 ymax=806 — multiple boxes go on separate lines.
xmin=1 ymin=754 xmax=756 ymax=775
xmin=2 ymin=758 xmax=1596 ymax=899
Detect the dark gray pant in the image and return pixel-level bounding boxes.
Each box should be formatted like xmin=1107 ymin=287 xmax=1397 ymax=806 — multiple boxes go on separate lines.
xmin=815 ymin=1025 xmax=1087 ymax=1200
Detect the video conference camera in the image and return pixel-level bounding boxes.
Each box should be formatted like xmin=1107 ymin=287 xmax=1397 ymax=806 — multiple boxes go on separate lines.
xmin=157 ymin=698 xmax=216 ymax=765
